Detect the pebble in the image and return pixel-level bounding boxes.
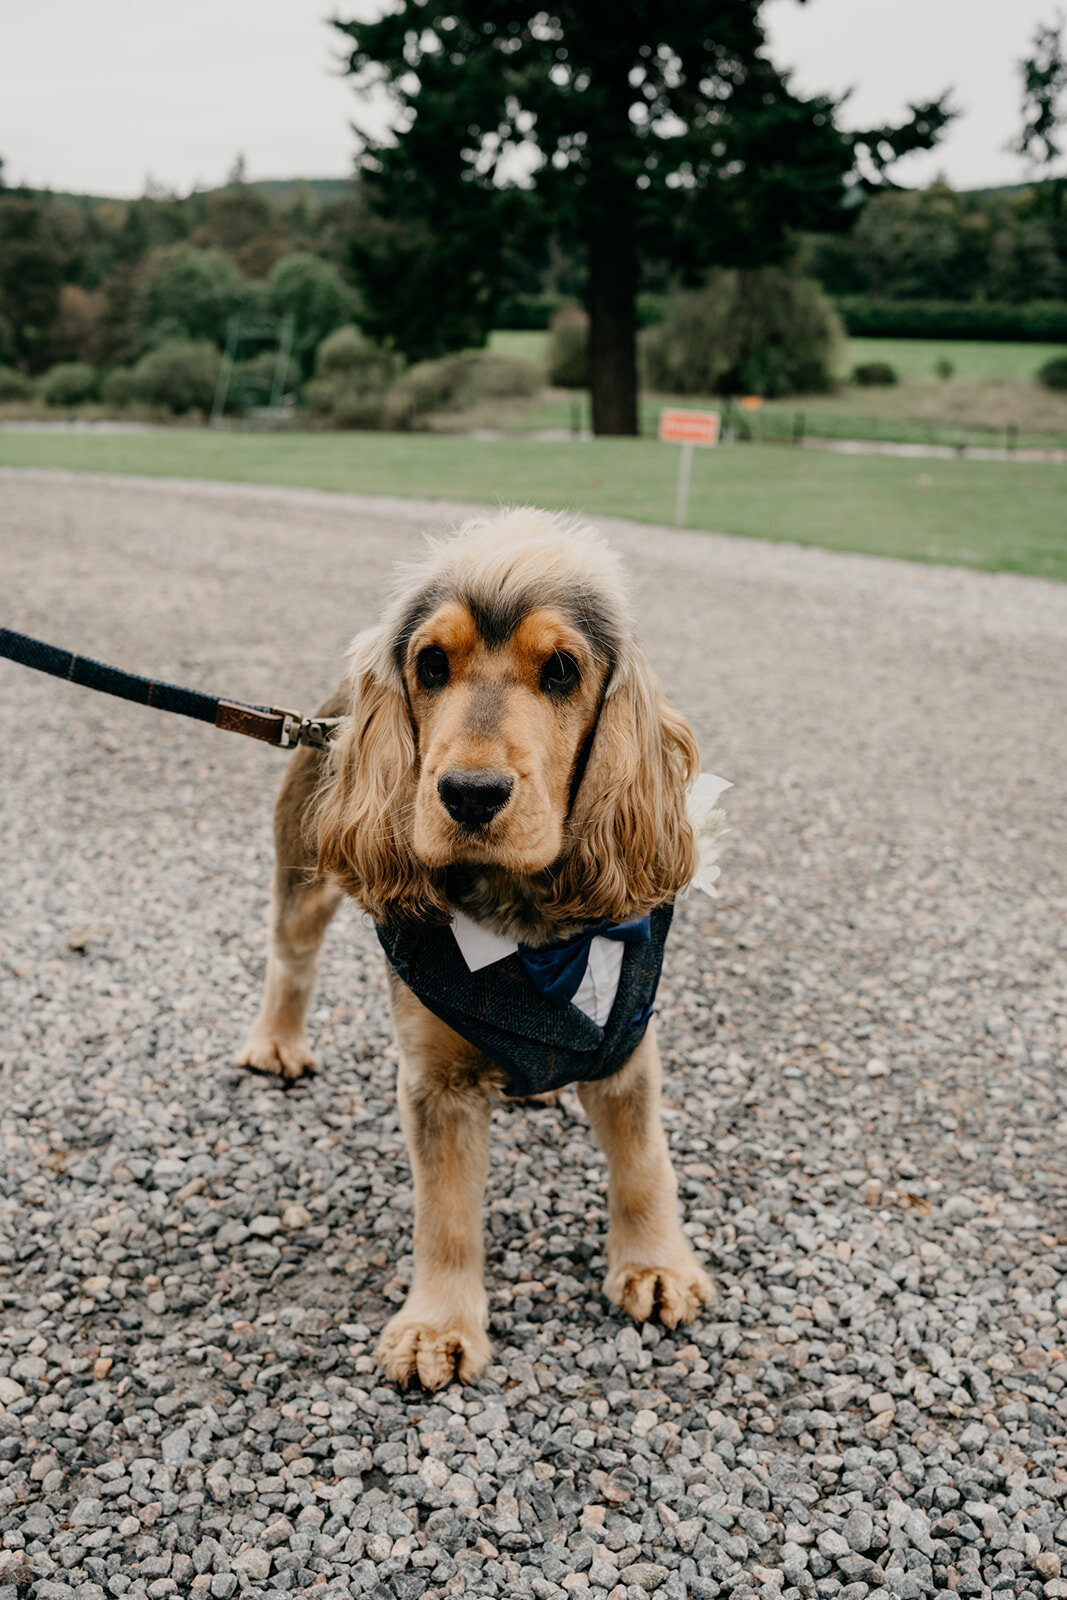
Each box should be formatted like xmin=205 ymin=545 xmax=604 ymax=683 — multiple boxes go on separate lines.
xmin=160 ymin=1429 xmax=191 ymax=1466
xmin=233 ymin=1549 xmax=271 ymax=1580
xmin=2 ymin=475 xmax=1066 ymax=1600
xmin=844 ymin=1509 xmax=875 ymax=1552
xmin=620 ymin=1563 xmax=669 ymax=1590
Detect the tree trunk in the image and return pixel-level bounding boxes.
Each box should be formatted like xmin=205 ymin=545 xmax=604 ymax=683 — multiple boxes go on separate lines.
xmin=587 ymin=212 xmax=639 ymax=437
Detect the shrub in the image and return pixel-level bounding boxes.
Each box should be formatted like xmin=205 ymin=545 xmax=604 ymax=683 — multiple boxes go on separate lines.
xmin=315 ymin=325 xmax=401 ymax=389
xmin=851 ymin=361 xmax=898 ymax=386
xmin=100 ymin=368 xmax=140 ymax=408
xmin=131 ymin=339 xmax=220 ymax=414
xmin=268 ymin=254 xmax=359 ymax=368
xmin=835 ymin=297 xmax=1067 ymax=342
xmin=458 ymin=352 xmax=540 ymax=402
xmin=0 ymin=365 xmax=35 ymax=402
xmin=643 ymin=268 xmax=842 ymax=398
xmin=301 ymin=327 xmax=402 ymax=428
xmin=934 ymin=357 xmax=954 ymax=381
xmin=50 ymin=284 xmax=105 ymax=365
xmin=547 ymin=308 xmax=589 ymax=388
xmin=1037 ymin=355 xmax=1067 ymax=390
xmin=642 ymin=278 xmax=734 ymax=394
xmin=138 ymin=246 xmax=249 ymax=349
xmin=304 ymin=375 xmax=386 ymax=426
xmin=40 ymin=361 xmax=98 ymax=406
xmin=393 ymin=355 xmax=469 ymax=416
xmin=386 ymin=350 xmax=541 ymax=426
xmin=329 ymin=390 xmax=389 ymax=429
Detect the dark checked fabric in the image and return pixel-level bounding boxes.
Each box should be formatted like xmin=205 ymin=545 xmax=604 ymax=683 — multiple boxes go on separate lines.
xmin=377 ymin=904 xmax=673 ymax=1099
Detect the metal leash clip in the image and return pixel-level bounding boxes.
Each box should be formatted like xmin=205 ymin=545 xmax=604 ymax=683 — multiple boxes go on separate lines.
xmin=272 ymin=708 xmax=341 ymax=751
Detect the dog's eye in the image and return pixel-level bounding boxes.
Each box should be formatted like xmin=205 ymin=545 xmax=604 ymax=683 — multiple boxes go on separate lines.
xmin=416 ymin=646 xmax=450 ymax=690
xmin=540 ymin=651 xmax=580 ymax=696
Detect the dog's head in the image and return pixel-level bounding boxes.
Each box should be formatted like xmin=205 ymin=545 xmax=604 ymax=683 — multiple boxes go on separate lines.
xmin=317 ymin=510 xmax=699 ymax=928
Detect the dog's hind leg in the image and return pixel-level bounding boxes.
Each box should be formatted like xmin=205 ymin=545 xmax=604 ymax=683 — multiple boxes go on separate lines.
xmin=237 ymin=731 xmax=343 ymax=1080
xmin=578 ymin=1026 xmax=713 ymax=1329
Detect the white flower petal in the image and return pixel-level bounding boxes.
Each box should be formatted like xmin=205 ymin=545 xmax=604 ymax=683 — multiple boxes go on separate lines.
xmin=682 ymin=773 xmax=732 ymax=899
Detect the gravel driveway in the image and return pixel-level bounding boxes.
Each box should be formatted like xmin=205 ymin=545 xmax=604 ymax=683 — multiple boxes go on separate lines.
xmin=2 ymin=468 xmax=1066 ymax=1600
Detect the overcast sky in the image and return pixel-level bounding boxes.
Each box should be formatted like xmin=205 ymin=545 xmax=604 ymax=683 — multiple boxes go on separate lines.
xmin=1 ymin=0 xmax=1057 ymax=198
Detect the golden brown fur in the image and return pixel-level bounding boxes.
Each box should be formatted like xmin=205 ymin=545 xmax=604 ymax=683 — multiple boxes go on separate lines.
xmin=238 ymin=509 xmax=712 ymax=1386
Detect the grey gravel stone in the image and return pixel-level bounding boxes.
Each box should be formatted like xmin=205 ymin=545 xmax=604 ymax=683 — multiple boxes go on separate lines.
xmin=843 ymin=1510 xmax=875 ymax=1554
xmin=2 ymin=472 xmax=1066 ymax=1599
xmin=159 ymin=1429 xmax=191 ymax=1467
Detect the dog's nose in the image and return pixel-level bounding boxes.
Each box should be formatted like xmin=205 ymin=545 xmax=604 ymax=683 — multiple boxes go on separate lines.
xmin=437 ymin=769 xmax=513 ymax=828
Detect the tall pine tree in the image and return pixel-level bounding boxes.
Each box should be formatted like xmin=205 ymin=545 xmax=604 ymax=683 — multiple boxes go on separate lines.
xmin=336 ymin=2 xmax=952 ymax=434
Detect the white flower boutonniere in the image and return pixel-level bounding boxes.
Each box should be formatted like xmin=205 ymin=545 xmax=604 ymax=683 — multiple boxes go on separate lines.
xmin=683 ymin=772 xmax=732 ymax=898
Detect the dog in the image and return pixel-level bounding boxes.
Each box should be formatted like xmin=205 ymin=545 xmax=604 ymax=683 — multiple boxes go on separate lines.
xmin=238 ymin=509 xmax=714 ymax=1388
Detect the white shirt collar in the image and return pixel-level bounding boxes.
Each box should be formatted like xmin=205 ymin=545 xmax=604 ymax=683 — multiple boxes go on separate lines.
xmin=448 ymin=907 xmax=624 ymax=1027
xmin=449 ymin=907 xmax=519 ymax=972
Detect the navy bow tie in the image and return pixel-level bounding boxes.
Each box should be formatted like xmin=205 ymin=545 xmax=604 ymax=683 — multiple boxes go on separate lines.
xmin=518 ymin=915 xmax=651 ymax=1008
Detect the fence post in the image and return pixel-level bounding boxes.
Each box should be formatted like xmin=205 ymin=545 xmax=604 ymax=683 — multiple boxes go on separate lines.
xmin=269 ymin=317 xmax=294 ymax=413
xmin=674 ymin=442 xmax=694 ymax=527
xmin=211 ymin=322 xmax=238 ymax=424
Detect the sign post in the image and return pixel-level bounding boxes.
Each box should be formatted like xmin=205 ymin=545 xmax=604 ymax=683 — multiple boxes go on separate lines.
xmin=658 ymin=408 xmax=721 ymax=527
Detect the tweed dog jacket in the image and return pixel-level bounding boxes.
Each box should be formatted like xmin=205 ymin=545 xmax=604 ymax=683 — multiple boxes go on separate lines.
xmin=376 ymin=905 xmax=673 ymax=1099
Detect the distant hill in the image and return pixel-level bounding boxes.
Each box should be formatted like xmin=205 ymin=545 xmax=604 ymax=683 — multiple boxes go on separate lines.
xmin=240 ymin=177 xmax=355 ymax=206
xmin=12 ymin=177 xmax=356 ymax=209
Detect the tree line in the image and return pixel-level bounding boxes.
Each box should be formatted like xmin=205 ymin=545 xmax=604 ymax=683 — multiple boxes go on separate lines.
xmin=0 ymin=167 xmax=361 ymax=376
xmin=1 ymin=5 xmax=1063 ymax=433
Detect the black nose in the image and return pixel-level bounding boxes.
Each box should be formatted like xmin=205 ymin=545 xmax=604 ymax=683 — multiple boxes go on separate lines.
xmin=437 ymin=769 xmax=513 ymax=829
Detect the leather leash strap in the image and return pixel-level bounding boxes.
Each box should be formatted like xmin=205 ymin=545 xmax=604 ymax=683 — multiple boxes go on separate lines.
xmin=0 ymin=627 xmax=338 ymax=751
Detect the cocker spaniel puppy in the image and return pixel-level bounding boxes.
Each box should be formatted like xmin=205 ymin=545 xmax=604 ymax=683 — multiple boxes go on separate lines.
xmin=239 ymin=509 xmax=714 ymax=1388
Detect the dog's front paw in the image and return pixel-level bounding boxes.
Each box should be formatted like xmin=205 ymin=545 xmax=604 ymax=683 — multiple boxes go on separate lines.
xmin=377 ymin=1308 xmax=491 ymax=1389
xmin=235 ymin=1028 xmax=316 ymax=1080
xmin=606 ymin=1254 xmax=713 ymax=1329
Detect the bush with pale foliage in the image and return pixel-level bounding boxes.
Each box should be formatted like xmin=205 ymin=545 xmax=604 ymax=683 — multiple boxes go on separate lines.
xmin=643 ymin=268 xmax=842 ymax=398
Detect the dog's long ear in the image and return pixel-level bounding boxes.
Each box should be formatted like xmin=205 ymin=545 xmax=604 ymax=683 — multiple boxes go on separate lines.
xmin=316 ymin=630 xmax=449 ymax=927
xmin=548 ymin=645 xmax=699 ymax=925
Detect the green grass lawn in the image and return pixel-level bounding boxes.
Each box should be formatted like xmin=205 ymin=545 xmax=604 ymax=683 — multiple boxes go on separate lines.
xmin=2 ymin=427 xmax=1064 ymax=580
xmin=510 ymin=392 xmax=1067 ymax=452
xmin=844 ymin=337 xmax=1063 ymax=383
xmin=489 ymin=328 xmax=1066 ymax=384
xmin=487 ymin=330 xmax=1067 ymax=451
xmin=487 ymin=329 xmax=548 ymax=363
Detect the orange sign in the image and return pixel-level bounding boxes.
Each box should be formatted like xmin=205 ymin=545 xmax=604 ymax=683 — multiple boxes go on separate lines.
xmin=658 ymin=408 xmax=720 ymax=446
xmin=740 ymin=395 xmax=763 ymax=412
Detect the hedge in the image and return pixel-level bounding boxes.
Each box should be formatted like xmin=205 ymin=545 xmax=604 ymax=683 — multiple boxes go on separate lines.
xmin=836 ymin=297 xmax=1067 ymax=342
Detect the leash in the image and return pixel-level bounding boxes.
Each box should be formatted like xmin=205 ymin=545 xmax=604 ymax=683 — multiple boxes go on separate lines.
xmin=0 ymin=628 xmax=339 ymax=752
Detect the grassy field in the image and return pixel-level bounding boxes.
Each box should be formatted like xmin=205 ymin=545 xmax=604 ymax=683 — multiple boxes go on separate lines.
xmin=486 ymin=329 xmax=1067 ymax=452
xmin=1 ymin=427 xmax=1063 ymax=580
xmin=489 ymin=328 xmax=1065 ymax=383
xmin=487 ymin=329 xmax=548 ymax=362
xmin=844 ymin=337 xmax=1062 ymax=382
xmin=513 ymin=389 xmax=1067 ymax=453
